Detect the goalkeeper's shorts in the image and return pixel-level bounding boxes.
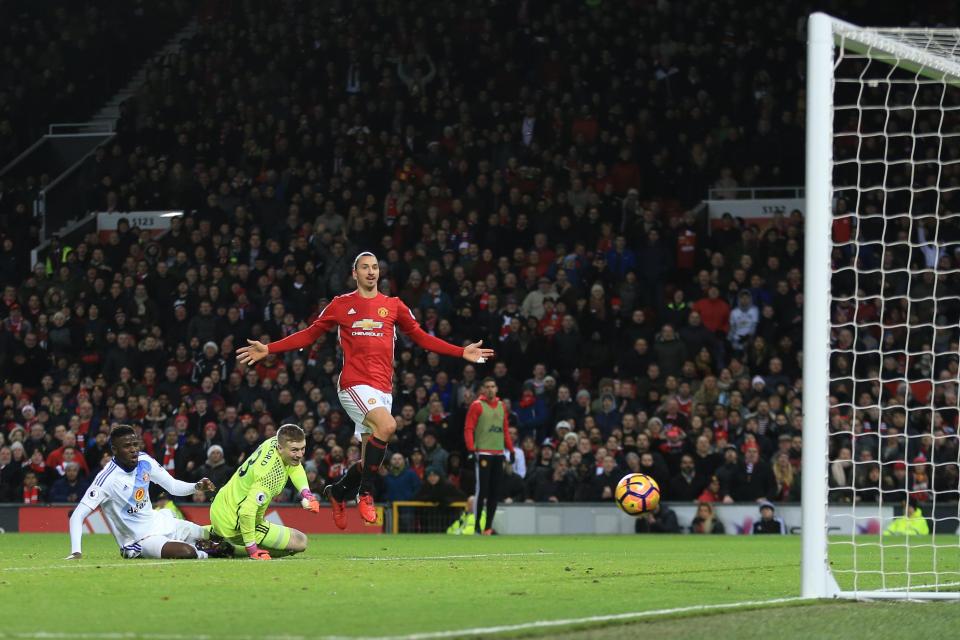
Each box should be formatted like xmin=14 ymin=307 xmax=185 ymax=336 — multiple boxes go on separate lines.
xmin=210 ymin=511 xmax=292 ymax=551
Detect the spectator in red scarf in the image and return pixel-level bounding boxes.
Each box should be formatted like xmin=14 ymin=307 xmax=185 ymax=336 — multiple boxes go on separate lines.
xmin=159 ymin=427 xmax=180 ymax=475
xmin=22 ymin=470 xmax=41 ymax=503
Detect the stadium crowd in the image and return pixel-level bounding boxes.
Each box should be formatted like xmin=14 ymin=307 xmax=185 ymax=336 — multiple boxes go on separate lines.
xmin=0 ymin=0 xmax=193 ymax=273
xmin=0 ymin=0 xmax=958 ymax=520
xmin=0 ymin=0 xmax=191 ymax=165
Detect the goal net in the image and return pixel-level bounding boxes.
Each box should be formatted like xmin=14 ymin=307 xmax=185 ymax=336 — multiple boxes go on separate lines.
xmin=803 ymin=13 xmax=960 ymax=600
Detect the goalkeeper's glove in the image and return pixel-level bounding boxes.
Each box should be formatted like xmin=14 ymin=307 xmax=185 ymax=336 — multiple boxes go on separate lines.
xmin=246 ymin=543 xmax=271 ymax=560
xmin=300 ymin=489 xmax=320 ymax=513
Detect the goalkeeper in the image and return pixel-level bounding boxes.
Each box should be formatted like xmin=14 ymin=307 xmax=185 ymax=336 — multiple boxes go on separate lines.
xmin=209 ymin=424 xmax=319 ymax=560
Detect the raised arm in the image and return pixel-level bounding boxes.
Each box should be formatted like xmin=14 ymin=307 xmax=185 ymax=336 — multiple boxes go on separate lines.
xmin=237 ymin=301 xmax=339 ymax=365
xmin=396 ymin=300 xmax=494 ymax=363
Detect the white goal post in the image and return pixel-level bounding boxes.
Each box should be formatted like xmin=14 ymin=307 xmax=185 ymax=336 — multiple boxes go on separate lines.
xmin=803 ymin=13 xmax=960 ymax=600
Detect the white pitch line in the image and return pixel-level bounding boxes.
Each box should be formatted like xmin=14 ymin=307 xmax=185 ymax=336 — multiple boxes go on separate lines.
xmin=1 ymin=552 xmax=553 ymax=571
xmin=367 ymin=596 xmax=812 ymax=640
xmin=0 ymin=634 xmax=277 ymax=640
xmin=0 ymin=596 xmax=811 ymax=640
xmin=2 ymin=561 xmax=179 ymax=572
xmin=345 ymin=552 xmax=556 ymax=561
xmin=0 ymin=636 xmax=208 ymax=640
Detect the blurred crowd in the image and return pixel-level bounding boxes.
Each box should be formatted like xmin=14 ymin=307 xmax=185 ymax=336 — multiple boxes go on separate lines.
xmin=0 ymin=0 xmax=191 ymax=165
xmin=0 ymin=0 xmax=958 ymax=517
xmin=0 ymin=0 xmax=192 ymax=273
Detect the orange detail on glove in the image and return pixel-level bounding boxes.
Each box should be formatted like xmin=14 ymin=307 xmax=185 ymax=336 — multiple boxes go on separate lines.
xmin=246 ymin=543 xmax=271 ymax=560
xmin=300 ymin=489 xmax=320 ymax=513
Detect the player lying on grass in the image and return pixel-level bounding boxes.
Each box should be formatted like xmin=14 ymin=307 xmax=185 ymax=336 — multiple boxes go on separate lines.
xmin=66 ymin=425 xmax=227 ymax=560
xmin=237 ymin=251 xmax=493 ymax=528
xmin=209 ymin=423 xmax=319 ymax=560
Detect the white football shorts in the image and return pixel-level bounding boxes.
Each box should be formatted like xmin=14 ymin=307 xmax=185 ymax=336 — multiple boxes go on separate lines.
xmin=338 ymin=384 xmax=394 ymax=438
xmin=120 ymin=509 xmax=206 ymax=559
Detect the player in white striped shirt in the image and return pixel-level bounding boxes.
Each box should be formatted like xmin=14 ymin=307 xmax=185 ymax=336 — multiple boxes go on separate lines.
xmin=66 ymin=425 xmax=226 ymax=560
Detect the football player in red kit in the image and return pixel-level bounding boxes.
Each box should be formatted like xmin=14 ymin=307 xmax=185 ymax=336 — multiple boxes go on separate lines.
xmin=236 ymin=252 xmax=493 ymax=527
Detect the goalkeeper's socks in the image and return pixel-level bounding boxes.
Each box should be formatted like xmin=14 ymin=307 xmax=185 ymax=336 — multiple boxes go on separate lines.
xmin=359 ymin=436 xmax=388 ymax=495
xmin=330 ymin=462 xmax=362 ymax=502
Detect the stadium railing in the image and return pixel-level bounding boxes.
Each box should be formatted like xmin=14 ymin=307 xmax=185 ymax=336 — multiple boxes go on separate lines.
xmin=388 ymin=501 xmax=468 ymax=534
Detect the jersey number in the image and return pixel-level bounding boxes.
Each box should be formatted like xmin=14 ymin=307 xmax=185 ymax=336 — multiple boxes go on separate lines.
xmin=237 ymin=448 xmax=262 ymax=477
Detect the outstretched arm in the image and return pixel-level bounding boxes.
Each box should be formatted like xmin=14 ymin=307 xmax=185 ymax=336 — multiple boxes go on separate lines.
xmin=150 ymin=461 xmax=214 ymax=496
xmin=237 ymin=302 xmax=339 ymax=365
xmin=396 ymin=301 xmax=494 ymax=363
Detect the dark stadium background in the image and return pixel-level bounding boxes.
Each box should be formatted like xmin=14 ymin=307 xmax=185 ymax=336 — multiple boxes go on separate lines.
xmin=0 ymin=0 xmax=958 ymax=532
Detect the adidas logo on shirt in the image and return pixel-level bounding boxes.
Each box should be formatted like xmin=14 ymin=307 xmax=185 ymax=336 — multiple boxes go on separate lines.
xmin=348 ymin=308 xmax=357 ymax=315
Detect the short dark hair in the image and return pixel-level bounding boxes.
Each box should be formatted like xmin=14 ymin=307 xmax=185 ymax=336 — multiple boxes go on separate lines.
xmin=277 ymin=423 xmax=306 ymax=445
xmin=110 ymin=425 xmax=136 ymax=443
xmin=481 ymin=377 xmax=496 ymax=385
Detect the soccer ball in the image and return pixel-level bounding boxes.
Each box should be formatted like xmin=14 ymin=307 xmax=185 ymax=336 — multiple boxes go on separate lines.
xmin=615 ymin=473 xmax=660 ymax=516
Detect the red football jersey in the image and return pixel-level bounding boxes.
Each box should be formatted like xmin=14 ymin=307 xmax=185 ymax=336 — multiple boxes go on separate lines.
xmin=267 ymin=291 xmax=465 ymax=394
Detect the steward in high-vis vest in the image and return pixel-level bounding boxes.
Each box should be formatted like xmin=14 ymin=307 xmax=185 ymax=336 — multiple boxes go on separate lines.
xmin=884 ymin=500 xmax=930 ymax=536
xmin=464 ymin=377 xmax=515 ymax=535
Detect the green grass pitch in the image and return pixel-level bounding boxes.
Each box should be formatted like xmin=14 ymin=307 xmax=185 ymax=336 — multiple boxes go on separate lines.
xmin=0 ymin=534 xmax=957 ymax=639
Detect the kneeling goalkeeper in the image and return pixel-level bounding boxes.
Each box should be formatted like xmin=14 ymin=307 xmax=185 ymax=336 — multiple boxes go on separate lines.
xmin=210 ymin=424 xmax=320 ymax=560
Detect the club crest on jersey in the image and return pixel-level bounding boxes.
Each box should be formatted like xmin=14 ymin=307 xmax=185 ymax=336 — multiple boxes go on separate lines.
xmin=377 ymin=307 xmax=389 ymax=317
xmin=367 ymin=398 xmax=376 ymax=405
xmin=351 ymin=319 xmax=383 ymax=330
xmin=134 ymin=488 xmax=145 ymax=502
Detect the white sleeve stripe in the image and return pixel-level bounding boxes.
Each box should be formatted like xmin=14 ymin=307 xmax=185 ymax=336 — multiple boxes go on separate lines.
xmin=318 ymin=297 xmax=338 ymax=318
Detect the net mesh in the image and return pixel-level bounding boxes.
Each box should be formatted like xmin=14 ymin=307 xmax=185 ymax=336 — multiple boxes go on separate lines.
xmin=828 ymin=26 xmax=960 ymax=596
xmin=870 ymin=29 xmax=960 ymax=67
